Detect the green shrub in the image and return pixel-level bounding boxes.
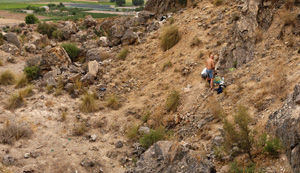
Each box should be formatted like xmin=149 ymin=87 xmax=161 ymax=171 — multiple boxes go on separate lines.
xmin=229 ymin=162 xmax=262 ymax=173
xmin=0 ymin=33 xmax=4 ymax=45
xmin=25 ymin=14 xmax=39 ymax=24
xmin=139 ymin=126 xmax=165 ymax=149
xmin=223 ymin=105 xmax=255 ymax=162
xmin=160 ymin=25 xmax=180 ymax=51
xmin=52 ymin=30 xmax=64 ymax=40
xmin=132 ymin=0 xmax=144 ymax=6
xmin=79 ymin=94 xmax=97 ymax=113
xmin=37 ymin=22 xmax=57 ymax=38
xmin=24 ymin=65 xmax=40 ymax=80
xmin=260 ymin=134 xmax=283 ymax=157
xmin=214 ymin=0 xmax=223 ymax=6
xmin=142 ymin=111 xmax=151 ymax=123
xmin=117 ymin=47 xmax=129 ymax=60
xmin=165 ymin=90 xmax=180 ymax=112
xmin=0 ymin=70 xmax=15 ymax=85
xmin=61 ymin=43 xmax=80 ymax=61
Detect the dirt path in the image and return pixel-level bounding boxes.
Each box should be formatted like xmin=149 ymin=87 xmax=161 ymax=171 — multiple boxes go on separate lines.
xmin=0 ymin=10 xmax=48 ymax=27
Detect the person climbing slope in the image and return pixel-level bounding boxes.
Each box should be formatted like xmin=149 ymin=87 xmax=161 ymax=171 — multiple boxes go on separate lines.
xmin=206 ymin=53 xmax=215 ymax=91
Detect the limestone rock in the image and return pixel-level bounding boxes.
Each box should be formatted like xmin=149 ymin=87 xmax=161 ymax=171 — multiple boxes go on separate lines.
xmin=134 ymin=141 xmax=216 ymax=173
xmin=1 ymin=43 xmax=20 ymax=55
xmin=4 ymin=32 xmax=21 ymax=48
xmin=24 ymin=43 xmax=36 ymax=54
xmin=40 ymin=47 xmax=72 ymax=71
xmin=86 ymin=48 xmax=102 ymax=62
xmin=267 ymin=82 xmax=300 ymax=172
xmin=88 ymin=60 xmax=99 ymax=77
xmin=26 ymin=32 xmax=49 ymax=50
xmin=144 ymin=0 xmax=185 ymax=15
xmin=121 ymin=30 xmax=138 ymax=45
xmin=84 ymin=15 xmax=97 ymax=27
xmin=62 ymin=21 xmax=78 ymax=40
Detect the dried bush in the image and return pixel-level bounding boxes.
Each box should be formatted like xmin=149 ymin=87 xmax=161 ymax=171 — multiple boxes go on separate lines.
xmin=105 ymin=94 xmax=120 ymax=110
xmin=0 ymin=121 xmax=33 ymax=145
xmin=190 ymin=37 xmax=202 ymax=47
xmin=162 ymin=61 xmax=172 ymax=71
xmin=127 ymin=124 xmax=140 ymax=141
xmin=160 ymin=25 xmax=180 ymax=51
xmin=117 ymin=47 xmax=129 ymax=61
xmin=0 ymin=70 xmax=15 ymax=85
xmin=15 ymin=75 xmax=28 ymax=88
xmin=79 ymin=94 xmax=97 ymax=113
xmin=214 ymin=0 xmax=223 ymax=6
xmin=271 ymin=62 xmax=287 ymax=96
xmin=165 ymin=90 xmax=180 ymax=112
xmin=21 ymin=85 xmax=34 ymax=98
xmin=73 ymin=122 xmax=88 ymax=136
xmin=223 ymin=105 xmax=255 ymax=162
xmin=5 ymin=92 xmax=25 ymax=110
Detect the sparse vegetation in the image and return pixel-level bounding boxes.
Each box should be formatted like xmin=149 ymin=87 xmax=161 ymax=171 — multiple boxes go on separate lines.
xmin=165 ymin=90 xmax=180 ymax=112
xmin=15 ymin=75 xmax=28 ymax=88
xmin=210 ymin=97 xmax=226 ymax=120
xmin=54 ymin=88 xmax=63 ymax=96
xmin=142 ymin=111 xmax=151 ymax=123
xmin=198 ymin=52 xmax=204 ymax=58
xmin=46 ymin=84 xmax=55 ymax=94
xmin=162 ymin=61 xmax=172 ymax=71
xmin=79 ymin=93 xmax=97 ymax=113
xmin=61 ymin=111 xmax=67 ymax=121
xmin=73 ymin=122 xmax=88 ymax=136
xmin=117 ymin=47 xmax=129 ymax=60
xmin=230 ymin=161 xmax=262 ymax=173
xmin=21 ymin=85 xmax=34 ymax=98
xmin=190 ymin=37 xmax=202 ymax=47
xmin=0 ymin=70 xmax=15 ymax=85
xmin=25 ymin=14 xmax=38 ymax=24
xmin=223 ymin=105 xmax=255 ymax=162
xmin=284 ymin=0 xmax=294 ymax=10
xmin=160 ymin=25 xmax=180 ymax=51
xmin=283 ymin=12 xmax=295 ymax=26
xmin=255 ymin=28 xmax=263 ymax=43
xmin=37 ymin=22 xmax=57 ymax=39
xmin=127 ymin=124 xmax=140 ymax=140
xmin=214 ymin=0 xmax=223 ymax=6
xmin=139 ymin=126 xmax=165 ymax=149
xmin=52 ymin=30 xmax=64 ymax=40
xmin=0 ymin=121 xmax=32 ymax=145
xmin=260 ymin=134 xmax=283 ymax=157
xmin=61 ymin=43 xmax=80 ymax=61
xmin=24 ymin=65 xmax=40 ymax=80
xmin=105 ymin=94 xmax=120 ymax=110
xmin=5 ymin=92 xmax=25 ymax=110
xmin=272 ymin=62 xmax=287 ymax=96
xmin=167 ymin=17 xmax=175 ymax=25
xmin=0 ymin=33 xmax=4 ymax=45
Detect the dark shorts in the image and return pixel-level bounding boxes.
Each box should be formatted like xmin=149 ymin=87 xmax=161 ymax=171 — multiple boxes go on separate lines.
xmin=206 ymin=69 xmax=213 ymax=79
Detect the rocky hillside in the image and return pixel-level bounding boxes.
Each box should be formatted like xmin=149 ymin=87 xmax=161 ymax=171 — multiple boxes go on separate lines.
xmin=0 ymin=0 xmax=300 ymax=172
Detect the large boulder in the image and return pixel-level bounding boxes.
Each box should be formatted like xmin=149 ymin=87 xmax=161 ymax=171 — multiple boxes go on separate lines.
xmin=0 ymin=44 xmax=20 ymax=55
xmin=134 ymin=141 xmax=216 ymax=173
xmin=137 ymin=11 xmax=155 ymax=24
xmin=4 ymin=33 xmax=21 ymax=48
xmin=26 ymin=32 xmax=49 ymax=50
xmin=84 ymin=15 xmax=97 ymax=28
xmin=88 ymin=60 xmax=98 ymax=77
xmin=86 ymin=48 xmax=102 ymax=62
xmin=121 ymin=30 xmax=139 ymax=45
xmin=109 ymin=24 xmax=126 ymax=46
xmin=267 ymin=83 xmax=300 ymax=172
xmin=40 ymin=47 xmax=72 ymax=72
xmin=62 ymin=21 xmax=78 ymax=40
xmin=24 ymin=43 xmax=36 ymax=54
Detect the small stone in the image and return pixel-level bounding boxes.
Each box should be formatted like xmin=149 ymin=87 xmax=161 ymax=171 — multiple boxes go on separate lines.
xmin=138 ymin=126 xmax=150 ymax=134
xmin=6 ymin=56 xmax=16 ymax=64
xmin=90 ymin=134 xmax=97 ymax=142
xmin=24 ymin=153 xmax=30 ymax=159
xmin=115 ymin=141 xmax=123 ymax=148
xmin=80 ymin=158 xmax=95 ymax=167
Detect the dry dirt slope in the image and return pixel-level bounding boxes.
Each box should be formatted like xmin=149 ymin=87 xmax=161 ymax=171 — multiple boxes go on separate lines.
xmin=0 ymin=0 xmax=300 ymax=172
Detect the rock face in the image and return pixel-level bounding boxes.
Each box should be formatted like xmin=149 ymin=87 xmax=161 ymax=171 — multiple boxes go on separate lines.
xmin=267 ymin=82 xmax=300 ymax=172
xmin=216 ymin=0 xmax=270 ymax=71
xmin=84 ymin=15 xmax=97 ymax=27
xmin=1 ymin=44 xmax=20 ymax=55
xmin=26 ymin=32 xmax=50 ymax=50
xmin=40 ymin=47 xmax=72 ymax=71
xmin=62 ymin=21 xmax=78 ymax=40
xmin=145 ymin=0 xmax=185 ymax=15
xmin=4 ymin=33 xmax=21 ymax=48
xmin=134 ymin=141 xmax=216 ymax=173
xmin=121 ymin=30 xmax=138 ymax=45
xmin=86 ymin=48 xmax=102 ymax=62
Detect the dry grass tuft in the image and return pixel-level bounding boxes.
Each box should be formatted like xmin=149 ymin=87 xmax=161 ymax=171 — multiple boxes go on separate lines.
xmin=54 ymin=88 xmax=63 ymax=96
xmin=190 ymin=37 xmax=202 ymax=47
xmin=21 ymin=85 xmax=34 ymax=98
xmin=0 ymin=121 xmax=33 ymax=145
xmin=162 ymin=61 xmax=172 ymax=71
xmin=79 ymin=93 xmax=98 ymax=113
xmin=5 ymin=92 xmax=25 ymax=110
xmin=127 ymin=124 xmax=140 ymax=140
xmin=255 ymin=28 xmax=263 ymax=43
xmin=117 ymin=47 xmax=129 ymax=61
xmin=160 ymin=25 xmax=180 ymax=51
xmin=0 ymin=59 xmax=3 ymax=66
xmin=73 ymin=122 xmax=88 ymax=136
xmin=105 ymin=94 xmax=120 ymax=110
xmin=46 ymin=84 xmax=55 ymax=94
xmin=165 ymin=90 xmax=180 ymax=112
xmin=61 ymin=111 xmax=67 ymax=122
xmin=15 ymin=75 xmax=28 ymax=88
xmin=210 ymin=97 xmax=226 ymax=120
xmin=0 ymin=70 xmax=15 ymax=85
xmin=271 ymin=62 xmax=287 ymax=97
xmin=283 ymin=12 xmax=295 ymax=26
xmin=45 ymin=100 xmax=54 ymax=107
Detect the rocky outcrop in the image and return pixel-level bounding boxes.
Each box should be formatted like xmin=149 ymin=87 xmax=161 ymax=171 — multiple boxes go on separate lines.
xmin=216 ymin=0 xmax=271 ymax=71
xmin=145 ymin=0 xmax=185 ymax=15
xmin=1 ymin=44 xmax=20 ymax=55
xmin=134 ymin=141 xmax=216 ymax=173
xmin=4 ymin=33 xmax=21 ymax=48
xmin=121 ymin=30 xmax=139 ymax=45
xmin=62 ymin=21 xmax=78 ymax=40
xmin=26 ymin=32 xmax=50 ymax=50
xmin=40 ymin=47 xmax=72 ymax=72
xmin=267 ymin=82 xmax=300 ymax=172
xmin=86 ymin=48 xmax=102 ymax=62
xmin=84 ymin=15 xmax=97 ymax=28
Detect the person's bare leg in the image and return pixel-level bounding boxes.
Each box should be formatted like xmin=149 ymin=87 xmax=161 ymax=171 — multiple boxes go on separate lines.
xmin=210 ymin=78 xmax=213 ymax=90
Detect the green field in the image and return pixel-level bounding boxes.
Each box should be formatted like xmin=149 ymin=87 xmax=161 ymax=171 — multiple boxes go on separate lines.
xmin=0 ymin=3 xmax=45 ymax=10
